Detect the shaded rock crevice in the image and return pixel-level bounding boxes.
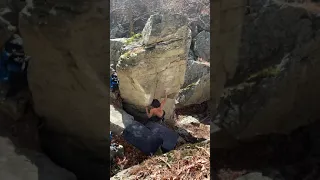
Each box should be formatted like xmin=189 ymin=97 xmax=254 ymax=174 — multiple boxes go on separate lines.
xmin=212 ymin=0 xmax=320 ymax=179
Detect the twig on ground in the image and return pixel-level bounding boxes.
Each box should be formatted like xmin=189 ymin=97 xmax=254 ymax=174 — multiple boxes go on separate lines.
xmin=158 ymin=157 xmax=172 ymax=168
xmin=196 ymin=145 xmax=210 ymax=156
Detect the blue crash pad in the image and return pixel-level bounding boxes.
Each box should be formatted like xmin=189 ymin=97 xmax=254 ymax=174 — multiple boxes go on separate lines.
xmin=145 ymin=121 xmax=179 ymax=153
xmin=123 ymin=122 xmax=163 ymax=155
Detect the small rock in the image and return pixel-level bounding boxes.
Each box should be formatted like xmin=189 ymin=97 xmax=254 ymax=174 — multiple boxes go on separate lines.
xmin=178 ymin=116 xmax=200 ymax=125
xmin=110 ymin=143 xmax=124 ymax=161
xmin=176 ymin=116 xmax=210 ymax=142
xmin=110 ymin=105 xmax=137 ymax=134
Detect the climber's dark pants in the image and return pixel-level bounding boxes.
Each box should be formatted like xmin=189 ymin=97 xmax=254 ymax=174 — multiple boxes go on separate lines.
xmin=111 ymin=83 xmax=119 ymax=92
xmin=148 ymin=116 xmax=162 ymax=122
xmin=6 ymin=71 xmax=28 ymax=98
xmin=147 ymin=111 xmax=166 ymax=124
xmin=148 ymin=116 xmax=165 ymax=124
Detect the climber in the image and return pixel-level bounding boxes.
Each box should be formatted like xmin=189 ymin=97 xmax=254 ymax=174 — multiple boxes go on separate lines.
xmin=145 ymin=90 xmax=167 ymax=123
xmin=5 ymin=51 xmax=30 ymax=99
xmin=0 ymin=34 xmax=22 ymax=82
xmin=110 ymin=71 xmax=119 ymax=92
xmin=0 ymin=34 xmax=27 ymax=101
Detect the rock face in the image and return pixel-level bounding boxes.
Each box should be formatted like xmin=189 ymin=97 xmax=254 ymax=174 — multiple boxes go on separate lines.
xmin=231 ymin=2 xmax=316 ymax=85
xmin=193 ymin=31 xmax=210 ymax=61
xmin=212 ymin=1 xmax=320 ymax=179
xmin=141 ymin=13 xmax=189 ymax=45
xmin=216 ymin=35 xmax=320 ymax=139
xmin=177 ymin=73 xmax=210 ymax=107
xmin=19 ymin=0 xmax=109 ymax=157
xmin=183 ymin=51 xmax=210 ymax=87
xmin=212 ymin=0 xmax=320 ymax=142
xmin=0 ymin=5 xmax=17 ymax=47
xmin=110 ymin=0 xmax=209 ymax=38
xmin=110 ymin=38 xmax=126 ymax=73
xmin=110 ymin=0 xmax=151 ymax=38
xmin=176 ymin=51 xmax=210 ymax=107
xmin=0 ymin=110 xmax=76 ymax=180
xmin=110 ymin=24 xmax=126 ymax=39
xmin=116 ymin=13 xmax=191 ymax=121
xmin=0 ymin=29 xmax=12 ymax=48
xmin=210 ymin=0 xmax=245 ymax=118
xmin=0 ymin=136 xmax=76 ymax=180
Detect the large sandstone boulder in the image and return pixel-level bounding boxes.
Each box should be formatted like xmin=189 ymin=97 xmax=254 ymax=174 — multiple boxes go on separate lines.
xmin=116 ymin=13 xmax=191 ymax=121
xmin=19 ymin=0 xmax=109 ymax=156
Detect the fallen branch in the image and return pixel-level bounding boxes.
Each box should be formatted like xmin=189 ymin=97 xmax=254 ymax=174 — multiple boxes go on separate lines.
xmin=158 ymin=157 xmax=172 ymax=168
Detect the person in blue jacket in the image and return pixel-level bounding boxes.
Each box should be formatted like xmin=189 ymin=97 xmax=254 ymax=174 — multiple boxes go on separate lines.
xmin=5 ymin=51 xmax=29 ymax=98
xmin=0 ymin=34 xmax=30 ymax=99
xmin=110 ymin=71 xmax=119 ymax=92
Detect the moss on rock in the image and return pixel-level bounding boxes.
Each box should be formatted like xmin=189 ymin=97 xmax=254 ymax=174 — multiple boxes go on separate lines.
xmin=247 ymin=66 xmax=281 ymax=82
xmin=125 ymin=33 xmax=142 ymax=45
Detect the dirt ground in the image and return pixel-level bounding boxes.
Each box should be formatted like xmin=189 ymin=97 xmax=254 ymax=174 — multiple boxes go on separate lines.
xmin=110 ymin=134 xmax=149 ymax=177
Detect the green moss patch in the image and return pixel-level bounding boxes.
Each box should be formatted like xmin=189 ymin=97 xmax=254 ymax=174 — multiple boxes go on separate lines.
xmin=247 ymin=66 xmax=281 ymax=81
xmin=125 ymin=33 xmax=142 ymax=45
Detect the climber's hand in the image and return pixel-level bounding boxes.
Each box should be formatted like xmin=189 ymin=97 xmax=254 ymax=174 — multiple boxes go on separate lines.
xmin=164 ymin=90 xmax=168 ymax=99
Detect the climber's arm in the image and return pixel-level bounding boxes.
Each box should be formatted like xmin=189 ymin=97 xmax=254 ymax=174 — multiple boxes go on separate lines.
xmin=146 ymin=107 xmax=153 ymax=118
xmin=160 ymin=91 xmax=168 ymax=109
